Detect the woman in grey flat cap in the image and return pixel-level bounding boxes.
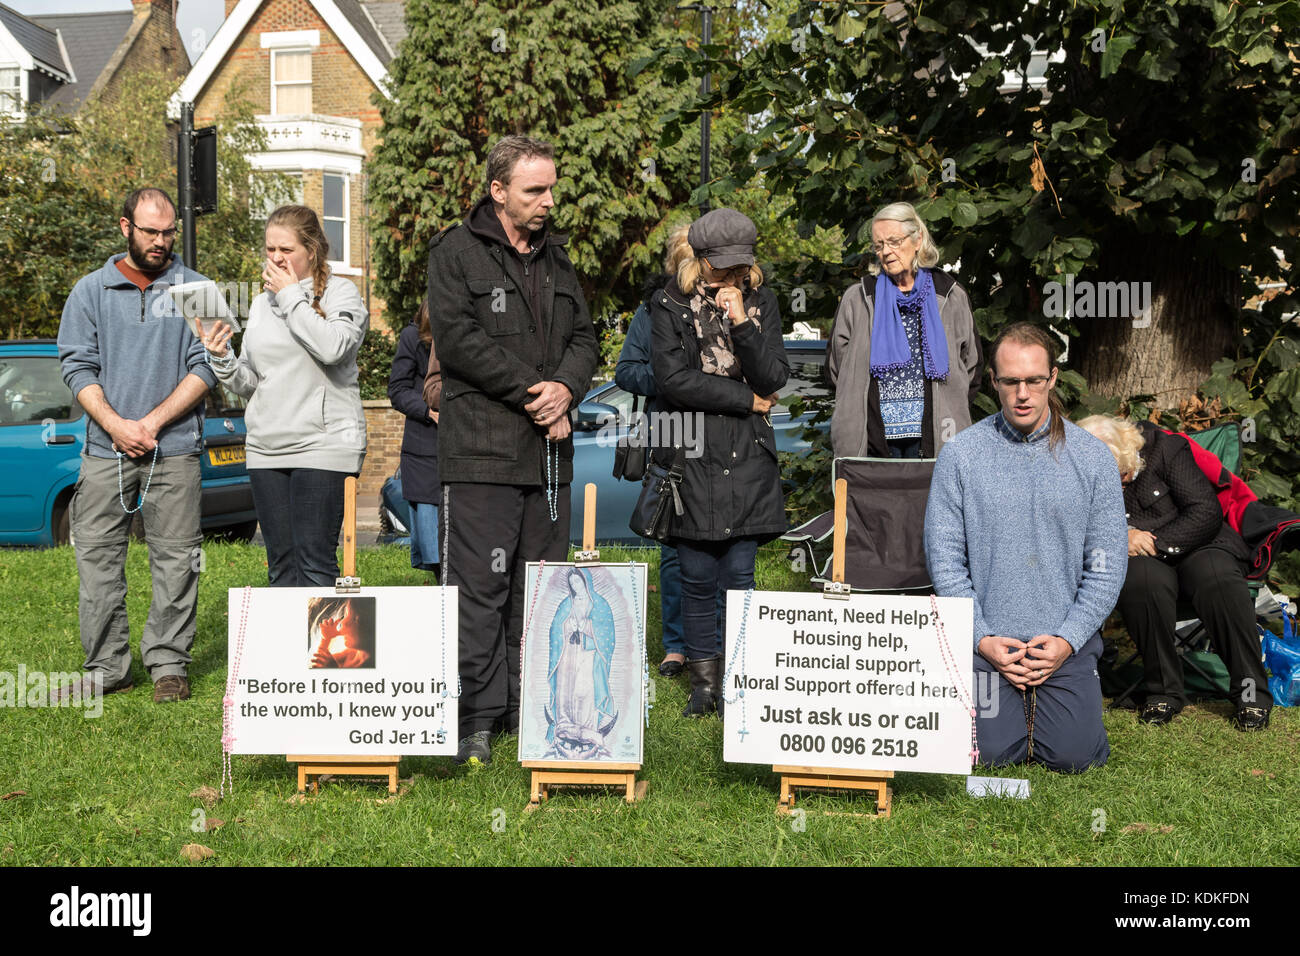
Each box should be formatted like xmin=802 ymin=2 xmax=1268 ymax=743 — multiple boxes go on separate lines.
xmin=648 ymin=208 xmax=790 ymax=717
xmin=828 ymin=201 xmax=982 ymax=459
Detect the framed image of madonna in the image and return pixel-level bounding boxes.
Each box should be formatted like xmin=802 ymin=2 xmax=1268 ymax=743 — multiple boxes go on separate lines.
xmin=517 ymin=562 xmax=648 ymax=765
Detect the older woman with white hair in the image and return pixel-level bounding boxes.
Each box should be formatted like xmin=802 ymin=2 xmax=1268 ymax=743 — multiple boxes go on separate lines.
xmin=829 ymin=201 xmax=982 ymax=458
xmin=1077 ymin=415 xmax=1272 ymax=731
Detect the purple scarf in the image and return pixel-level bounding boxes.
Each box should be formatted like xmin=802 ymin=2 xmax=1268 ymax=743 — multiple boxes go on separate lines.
xmin=869 ymin=267 xmax=949 ymax=379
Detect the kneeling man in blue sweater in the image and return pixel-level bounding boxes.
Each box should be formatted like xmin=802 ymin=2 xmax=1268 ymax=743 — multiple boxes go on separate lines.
xmin=924 ymin=322 xmax=1127 ymax=772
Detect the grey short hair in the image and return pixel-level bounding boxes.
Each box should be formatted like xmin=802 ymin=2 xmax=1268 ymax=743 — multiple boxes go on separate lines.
xmin=484 ymin=135 xmax=554 ymax=195
xmin=870 ymin=201 xmax=940 ymax=272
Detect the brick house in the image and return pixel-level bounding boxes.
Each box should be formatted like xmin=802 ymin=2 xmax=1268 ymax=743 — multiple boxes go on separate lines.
xmin=174 ymin=0 xmax=408 ymax=503
xmin=0 ymin=0 xmax=186 ymax=118
xmin=173 ymin=0 xmax=406 ymax=324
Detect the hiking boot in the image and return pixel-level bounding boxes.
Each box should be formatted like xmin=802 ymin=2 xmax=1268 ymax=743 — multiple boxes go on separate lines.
xmin=683 ymin=656 xmax=722 ymax=718
xmin=152 ymin=675 xmax=191 ymax=703
xmin=455 ymin=730 xmax=492 ymax=766
xmin=1230 ymin=705 xmax=1270 ymax=731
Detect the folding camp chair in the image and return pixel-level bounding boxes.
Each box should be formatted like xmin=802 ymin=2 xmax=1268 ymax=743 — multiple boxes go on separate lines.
xmin=783 ymin=456 xmax=935 ymax=593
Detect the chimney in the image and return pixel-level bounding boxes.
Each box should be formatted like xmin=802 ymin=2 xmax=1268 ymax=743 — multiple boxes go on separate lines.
xmin=131 ymin=0 xmax=176 ymax=18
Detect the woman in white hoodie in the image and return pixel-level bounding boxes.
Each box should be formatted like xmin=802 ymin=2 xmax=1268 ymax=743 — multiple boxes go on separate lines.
xmin=202 ymin=204 xmax=368 ymax=586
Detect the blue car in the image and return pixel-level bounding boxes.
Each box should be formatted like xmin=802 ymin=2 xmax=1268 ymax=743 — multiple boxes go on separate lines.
xmin=0 ymin=339 xmax=257 ymax=547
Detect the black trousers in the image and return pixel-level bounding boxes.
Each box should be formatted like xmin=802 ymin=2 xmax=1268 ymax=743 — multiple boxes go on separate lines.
xmin=443 ymin=482 xmax=571 ymax=737
xmin=249 ymin=468 xmax=348 ymax=587
xmin=1117 ymin=549 xmax=1272 ymax=709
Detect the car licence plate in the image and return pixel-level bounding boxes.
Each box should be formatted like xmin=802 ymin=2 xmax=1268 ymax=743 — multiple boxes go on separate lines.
xmin=208 ymin=444 xmax=246 ymax=466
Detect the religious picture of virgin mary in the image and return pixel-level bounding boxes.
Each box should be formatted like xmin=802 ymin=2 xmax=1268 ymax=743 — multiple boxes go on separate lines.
xmin=545 ymin=568 xmax=617 ymax=760
xmin=518 ymin=563 xmax=647 ymax=764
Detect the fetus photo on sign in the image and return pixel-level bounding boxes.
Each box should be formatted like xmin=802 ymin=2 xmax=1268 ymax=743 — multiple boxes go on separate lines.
xmin=519 ymin=564 xmax=646 ymax=764
xmin=306 ymin=596 xmax=376 ymax=669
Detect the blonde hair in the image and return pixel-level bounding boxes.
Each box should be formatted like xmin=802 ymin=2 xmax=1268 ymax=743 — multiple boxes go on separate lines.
xmin=673 ymin=223 xmax=765 ymax=294
xmin=1077 ymin=415 xmax=1146 ymax=479
xmin=663 ymin=224 xmax=693 ymax=276
xmin=870 ymin=201 xmax=940 ymax=274
xmin=267 ymin=204 xmax=331 ymax=317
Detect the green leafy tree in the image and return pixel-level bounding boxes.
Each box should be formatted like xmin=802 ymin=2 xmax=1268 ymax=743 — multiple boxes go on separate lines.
xmin=368 ymin=0 xmax=711 ymax=328
xmin=655 ymin=0 xmax=1299 ymax=508
xmin=0 ymin=69 xmax=288 ymax=339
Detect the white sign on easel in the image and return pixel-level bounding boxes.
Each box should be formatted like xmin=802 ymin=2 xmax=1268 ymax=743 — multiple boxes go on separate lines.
xmin=722 ymin=591 xmax=974 ymax=775
xmin=225 ymin=586 xmax=458 ymax=755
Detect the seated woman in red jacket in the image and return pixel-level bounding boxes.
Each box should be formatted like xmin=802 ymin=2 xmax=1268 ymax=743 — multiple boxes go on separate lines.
xmin=1078 ymin=416 xmax=1272 ymax=730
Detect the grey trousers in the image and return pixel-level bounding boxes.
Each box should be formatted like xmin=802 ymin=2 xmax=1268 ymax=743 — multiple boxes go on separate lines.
xmin=71 ymin=452 xmax=202 ymax=685
xmin=973 ymin=632 xmax=1110 ymax=773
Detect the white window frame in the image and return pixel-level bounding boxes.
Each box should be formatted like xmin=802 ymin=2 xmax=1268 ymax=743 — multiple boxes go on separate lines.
xmin=269 ymin=48 xmax=312 ymax=116
xmin=0 ymin=65 xmax=23 ymax=117
xmin=322 ymin=171 xmax=350 ymax=268
xmin=252 ymin=168 xmax=303 ymax=220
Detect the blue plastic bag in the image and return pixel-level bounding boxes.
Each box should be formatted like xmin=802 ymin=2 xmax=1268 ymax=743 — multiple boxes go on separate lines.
xmin=1262 ymin=607 xmax=1300 ymax=707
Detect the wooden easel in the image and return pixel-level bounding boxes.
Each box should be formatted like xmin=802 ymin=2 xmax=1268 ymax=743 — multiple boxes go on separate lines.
xmin=525 ymin=763 xmax=647 ymax=806
xmin=289 ymin=476 xmax=400 ymax=794
xmin=522 ymin=483 xmax=647 ymax=807
xmin=772 ymin=478 xmax=893 ymax=818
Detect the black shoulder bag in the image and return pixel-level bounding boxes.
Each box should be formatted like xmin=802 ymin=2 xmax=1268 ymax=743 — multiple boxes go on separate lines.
xmin=611 ymin=394 xmax=648 ymax=482
xmin=629 ymin=446 xmax=685 ymax=542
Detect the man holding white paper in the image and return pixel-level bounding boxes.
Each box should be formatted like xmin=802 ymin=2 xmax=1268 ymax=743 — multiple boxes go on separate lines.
xmin=56 ymin=187 xmax=215 ymax=704
xmin=924 ymin=322 xmax=1127 ymax=772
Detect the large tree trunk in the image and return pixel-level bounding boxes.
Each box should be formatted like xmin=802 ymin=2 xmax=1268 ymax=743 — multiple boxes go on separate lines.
xmin=1073 ymin=234 xmax=1239 ymax=406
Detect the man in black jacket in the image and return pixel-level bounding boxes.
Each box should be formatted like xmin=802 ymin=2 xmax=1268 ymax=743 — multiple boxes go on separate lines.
xmin=428 ymin=136 xmax=599 ymax=765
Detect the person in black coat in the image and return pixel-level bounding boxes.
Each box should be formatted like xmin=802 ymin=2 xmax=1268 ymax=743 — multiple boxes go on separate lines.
xmin=614 ymin=225 xmax=703 ymax=678
xmin=649 ymin=209 xmax=790 ymax=717
xmin=1078 ymin=416 xmax=1272 ymax=730
xmin=387 ymin=298 xmax=440 ymax=575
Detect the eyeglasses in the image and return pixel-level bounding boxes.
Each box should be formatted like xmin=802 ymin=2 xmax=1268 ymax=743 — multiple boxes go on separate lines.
xmin=871 ymin=235 xmax=912 ymax=254
xmin=128 ymin=221 xmax=179 ymax=241
xmin=703 ymin=259 xmax=749 ymax=282
xmin=993 ymin=375 xmax=1052 ymax=391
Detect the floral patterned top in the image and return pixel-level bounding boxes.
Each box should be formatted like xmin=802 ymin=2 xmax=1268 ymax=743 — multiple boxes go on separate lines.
xmin=875 ymin=287 xmax=925 ymax=441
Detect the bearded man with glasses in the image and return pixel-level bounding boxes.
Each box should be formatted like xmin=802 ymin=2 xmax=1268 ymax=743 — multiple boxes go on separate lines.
xmin=56 ymin=187 xmax=217 ymax=705
xmin=923 ymin=321 xmax=1128 ymax=772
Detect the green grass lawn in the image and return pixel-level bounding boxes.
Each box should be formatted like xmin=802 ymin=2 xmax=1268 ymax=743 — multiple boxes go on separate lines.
xmin=0 ymin=540 xmax=1296 ymax=867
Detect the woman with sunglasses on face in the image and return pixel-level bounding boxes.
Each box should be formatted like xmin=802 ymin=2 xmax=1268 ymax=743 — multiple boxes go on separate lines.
xmin=828 ymin=202 xmax=982 ymax=459
xmin=201 ymin=204 xmax=368 ymax=586
xmin=648 ymin=209 xmax=790 ymax=717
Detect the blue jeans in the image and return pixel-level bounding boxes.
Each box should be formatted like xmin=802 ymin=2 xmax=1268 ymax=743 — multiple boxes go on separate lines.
xmin=659 ymin=542 xmax=684 ymax=656
xmin=249 ymin=468 xmax=348 ymax=587
xmin=674 ymin=537 xmax=759 ymax=660
xmin=408 ymin=500 xmax=440 ymax=571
